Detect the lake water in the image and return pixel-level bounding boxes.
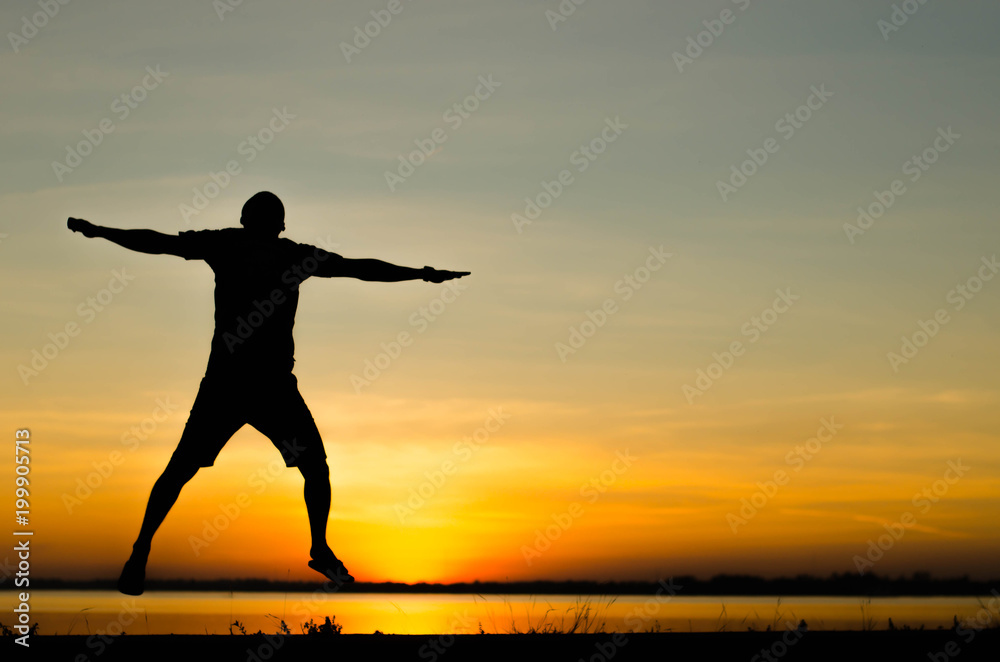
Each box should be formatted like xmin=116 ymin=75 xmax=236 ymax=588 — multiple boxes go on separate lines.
xmin=5 ymin=591 xmax=996 ymax=636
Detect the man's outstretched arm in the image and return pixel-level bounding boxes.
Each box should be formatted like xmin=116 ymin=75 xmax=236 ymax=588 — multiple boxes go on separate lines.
xmin=317 ymin=255 xmax=469 ymax=283
xmin=67 ymin=218 xmax=184 ymax=255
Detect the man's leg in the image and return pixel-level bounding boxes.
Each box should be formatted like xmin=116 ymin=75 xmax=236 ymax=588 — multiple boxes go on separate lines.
xmin=250 ymin=373 xmax=353 ymax=582
xmin=297 ymin=460 xmax=332 ymax=560
xmin=119 ymin=456 xmax=200 ymax=595
xmin=296 ymin=459 xmax=353 ymax=582
xmin=132 ymin=457 xmax=201 ymax=559
xmin=117 ymin=373 xmax=241 ymax=594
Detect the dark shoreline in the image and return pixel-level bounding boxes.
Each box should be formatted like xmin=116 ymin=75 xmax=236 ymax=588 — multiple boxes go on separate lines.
xmin=5 ymin=632 xmax=1000 ymax=662
xmin=10 ymin=573 xmax=1000 ymax=596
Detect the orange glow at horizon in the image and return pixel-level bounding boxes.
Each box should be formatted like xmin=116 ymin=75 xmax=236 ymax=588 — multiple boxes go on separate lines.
xmin=11 ymin=377 xmax=1000 ymax=584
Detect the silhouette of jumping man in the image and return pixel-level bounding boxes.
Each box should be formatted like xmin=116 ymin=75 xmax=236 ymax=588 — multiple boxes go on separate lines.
xmin=67 ymin=191 xmax=469 ymax=595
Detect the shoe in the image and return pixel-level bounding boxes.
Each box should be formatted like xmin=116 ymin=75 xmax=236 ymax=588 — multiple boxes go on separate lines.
xmin=117 ymin=556 xmax=146 ymax=596
xmin=308 ymin=553 xmax=355 ymax=584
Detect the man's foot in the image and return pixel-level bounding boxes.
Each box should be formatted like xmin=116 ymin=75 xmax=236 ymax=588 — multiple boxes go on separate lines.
xmin=308 ymin=551 xmax=354 ymax=585
xmin=117 ymin=555 xmax=146 ymax=596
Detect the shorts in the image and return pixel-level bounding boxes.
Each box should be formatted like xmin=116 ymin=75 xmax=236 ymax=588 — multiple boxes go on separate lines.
xmin=171 ymin=371 xmax=326 ymax=468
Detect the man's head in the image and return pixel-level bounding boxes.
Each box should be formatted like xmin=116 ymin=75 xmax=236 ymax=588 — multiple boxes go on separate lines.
xmin=240 ymin=191 xmax=285 ymax=237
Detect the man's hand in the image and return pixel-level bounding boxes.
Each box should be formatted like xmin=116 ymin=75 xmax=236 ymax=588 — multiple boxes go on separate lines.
xmin=66 ymin=221 xmax=183 ymax=255
xmin=68 ymin=217 xmax=101 ymax=238
xmin=422 ymin=266 xmax=470 ymax=283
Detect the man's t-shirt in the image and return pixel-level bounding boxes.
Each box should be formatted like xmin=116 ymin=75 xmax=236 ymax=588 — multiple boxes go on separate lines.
xmin=175 ymin=228 xmax=340 ymax=376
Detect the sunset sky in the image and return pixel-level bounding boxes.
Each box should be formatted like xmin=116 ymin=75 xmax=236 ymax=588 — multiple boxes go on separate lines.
xmin=2 ymin=0 xmax=998 ymax=585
